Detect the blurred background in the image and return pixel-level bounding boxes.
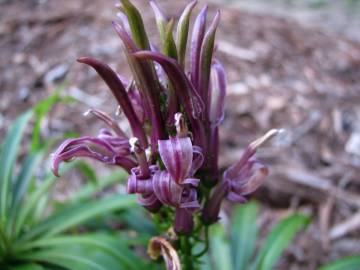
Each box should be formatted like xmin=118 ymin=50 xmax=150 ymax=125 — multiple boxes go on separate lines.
xmin=1 ymin=0 xmax=360 ymax=269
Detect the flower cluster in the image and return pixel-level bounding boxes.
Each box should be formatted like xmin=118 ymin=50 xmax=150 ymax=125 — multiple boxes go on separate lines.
xmin=51 ymin=0 xmax=278 ymax=236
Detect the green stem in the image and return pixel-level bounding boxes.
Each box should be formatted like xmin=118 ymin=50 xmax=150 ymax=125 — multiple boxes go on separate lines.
xmin=181 ymin=236 xmax=194 ymax=270
xmin=194 ymin=225 xmax=209 ymax=258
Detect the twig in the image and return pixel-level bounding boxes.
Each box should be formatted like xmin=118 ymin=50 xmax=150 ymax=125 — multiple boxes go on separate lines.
xmin=329 ymin=210 xmax=360 ymax=240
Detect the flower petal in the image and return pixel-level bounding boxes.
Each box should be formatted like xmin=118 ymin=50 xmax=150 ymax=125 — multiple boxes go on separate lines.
xmin=148 ymin=237 xmax=181 ymax=270
xmin=152 ymin=170 xmax=183 ymax=207
xmin=158 ymin=137 xmax=193 ymax=184
xmin=190 ymin=5 xmax=207 ymax=89
xmin=51 ymin=136 xmax=135 ymax=176
xmin=77 ymin=57 xmax=148 ymax=148
xmin=209 ymin=59 xmax=226 ymax=126
xmin=133 ymin=50 xmax=204 ymax=119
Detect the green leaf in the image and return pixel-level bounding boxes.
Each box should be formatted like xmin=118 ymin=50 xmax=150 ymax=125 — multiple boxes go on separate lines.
xmin=176 ymin=0 xmax=197 ymax=67
xmin=115 ymin=206 xmax=157 ymax=235
xmin=18 ymin=234 xmax=144 ymax=270
xmin=18 ymin=195 xmax=137 ymax=242
xmin=0 ymin=110 xmax=33 ymax=225
xmin=318 ymin=256 xmax=360 ymax=270
xmin=11 ymin=151 xmax=44 ymax=209
xmin=252 ymin=214 xmax=310 ymax=270
xmin=209 ymin=224 xmax=233 ymax=270
xmin=9 ymin=263 xmax=45 ymax=270
xmin=120 ymin=0 xmax=150 ymax=50
xmin=19 ymin=249 xmax=107 ymax=270
xmin=7 ymin=151 xmax=44 ymax=236
xmin=13 ymin=175 xmax=56 ymax=238
xmin=71 ymin=161 xmax=97 ymax=184
xmin=68 ymin=170 xmax=127 ymax=204
xmin=230 ymin=201 xmax=259 ymax=270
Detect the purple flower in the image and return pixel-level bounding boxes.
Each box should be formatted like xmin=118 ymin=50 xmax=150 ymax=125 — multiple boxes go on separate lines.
xmin=51 ymin=109 xmax=137 ymax=176
xmin=50 ymin=0 xmax=280 ymax=242
xmin=201 ymin=130 xmax=279 ymax=224
xmin=126 ymin=119 xmax=204 ymax=233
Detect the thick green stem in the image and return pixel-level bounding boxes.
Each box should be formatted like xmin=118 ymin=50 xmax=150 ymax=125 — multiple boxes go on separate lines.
xmin=181 ymin=236 xmax=194 ymax=270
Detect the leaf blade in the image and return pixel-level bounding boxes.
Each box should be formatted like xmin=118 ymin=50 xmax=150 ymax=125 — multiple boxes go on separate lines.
xmin=318 ymin=256 xmax=360 ymax=270
xmin=252 ymin=213 xmax=310 ymax=270
xmin=0 ymin=110 xmax=33 ymax=224
xmin=230 ymin=201 xmax=259 ymax=270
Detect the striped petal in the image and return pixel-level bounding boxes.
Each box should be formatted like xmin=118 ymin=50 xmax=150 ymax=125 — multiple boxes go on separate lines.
xmin=158 ymin=137 xmax=193 ymax=184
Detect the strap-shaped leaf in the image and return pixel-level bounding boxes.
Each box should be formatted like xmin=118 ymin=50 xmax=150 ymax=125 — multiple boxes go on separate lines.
xmin=209 ymin=224 xmax=233 ymax=270
xmin=13 ymin=175 xmax=56 ymax=238
xmin=176 ymin=0 xmax=197 ymax=68
xmin=318 ymin=256 xmax=360 ymax=270
xmin=8 ymin=263 xmax=45 ymax=270
xmin=120 ymin=0 xmax=151 ymax=50
xmin=18 ymin=234 xmax=145 ymax=270
xmin=18 ymin=195 xmax=137 ymax=242
xmin=230 ymin=201 xmax=259 ymax=270
xmin=19 ymin=249 xmax=107 ymax=270
xmin=0 ymin=110 xmax=33 ymax=225
xmin=251 ymin=213 xmax=310 ymax=270
xmin=11 ymin=152 xmax=44 ymax=209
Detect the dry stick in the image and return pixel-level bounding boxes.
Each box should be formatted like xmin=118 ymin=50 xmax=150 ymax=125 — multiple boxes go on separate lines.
xmin=275 ymin=166 xmax=360 ymax=208
xmin=329 ymin=211 xmax=360 ymax=240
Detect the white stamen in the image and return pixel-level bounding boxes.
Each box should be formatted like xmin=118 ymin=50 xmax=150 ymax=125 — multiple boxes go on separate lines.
xmin=249 ymin=129 xmax=282 ymax=150
xmin=174 ymin=112 xmax=182 ymax=127
xmin=129 ymin=137 xmax=139 ymax=153
xmin=145 ymin=147 xmax=152 ymax=161
xmin=116 ymin=106 xmax=122 ymax=116
xmin=83 ymin=109 xmax=92 ymax=116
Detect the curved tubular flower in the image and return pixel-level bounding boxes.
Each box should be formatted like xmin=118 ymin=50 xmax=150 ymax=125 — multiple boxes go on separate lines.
xmin=77 ymin=57 xmax=148 ymax=148
xmin=152 ymin=170 xmax=200 ymax=210
xmin=112 ymin=21 xmax=167 ymax=147
xmin=201 ymin=130 xmax=279 ymax=224
xmin=84 ymin=108 xmax=128 ymax=139
xmin=51 ymin=133 xmax=136 ymax=177
xmin=148 ymin=237 xmax=181 ymax=270
xmin=208 ymin=59 xmax=226 ymax=127
xmin=190 ymin=5 xmax=208 ymax=89
xmin=158 ymin=137 xmax=193 ymax=185
xmin=198 ymin=10 xmax=220 ymax=105
xmin=128 ymin=165 xmax=163 ymax=213
xmin=133 ymin=51 xmax=204 ymax=120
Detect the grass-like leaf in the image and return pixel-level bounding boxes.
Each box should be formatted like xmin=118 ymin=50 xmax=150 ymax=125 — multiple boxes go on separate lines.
xmin=0 ymin=110 xmax=33 ymax=225
xmin=9 ymin=263 xmax=45 ymax=270
xmin=230 ymin=201 xmax=259 ymax=270
xmin=252 ymin=213 xmax=310 ymax=270
xmin=209 ymin=224 xmax=233 ymax=270
xmin=19 ymin=249 xmax=107 ymax=270
xmin=318 ymin=256 xmax=360 ymax=270
xmin=18 ymin=234 xmax=145 ymax=270
xmin=18 ymin=194 xmax=137 ymax=242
